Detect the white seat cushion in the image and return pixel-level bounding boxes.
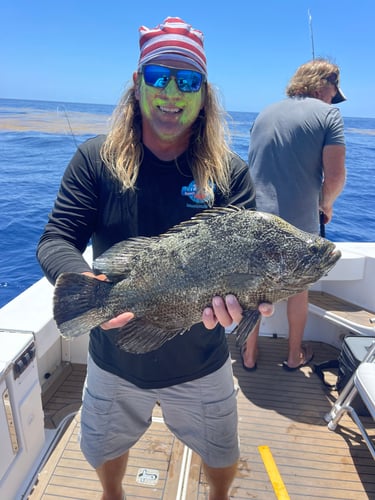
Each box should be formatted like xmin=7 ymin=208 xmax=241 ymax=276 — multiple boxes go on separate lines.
xmin=354 ymin=363 xmax=375 ymax=419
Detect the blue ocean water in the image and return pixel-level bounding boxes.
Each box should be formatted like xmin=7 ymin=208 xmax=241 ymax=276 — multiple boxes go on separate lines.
xmin=0 ymin=98 xmax=374 ymax=308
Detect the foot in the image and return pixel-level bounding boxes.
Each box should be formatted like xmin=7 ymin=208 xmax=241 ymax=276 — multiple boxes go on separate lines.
xmin=282 ymin=344 xmax=314 ymax=371
xmin=240 ymin=345 xmax=258 ymax=371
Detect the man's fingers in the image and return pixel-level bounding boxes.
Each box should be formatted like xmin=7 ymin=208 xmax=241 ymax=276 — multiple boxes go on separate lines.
xmin=213 ymin=296 xmax=237 ymax=327
xmin=202 ymin=297 xmax=275 ymax=330
xmin=101 ymin=312 xmax=134 ymax=330
xmin=224 ymin=295 xmax=243 ymax=324
xmin=258 ymin=302 xmax=274 ymax=317
xmin=202 ymin=307 xmax=218 ymax=330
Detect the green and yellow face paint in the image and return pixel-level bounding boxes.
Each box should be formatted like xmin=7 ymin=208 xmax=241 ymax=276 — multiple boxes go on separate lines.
xmin=136 ymin=64 xmax=205 ymax=140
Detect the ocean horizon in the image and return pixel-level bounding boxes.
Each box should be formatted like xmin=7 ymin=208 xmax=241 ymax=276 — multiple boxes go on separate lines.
xmin=2 ymin=96 xmax=375 ymax=119
xmin=1 ymin=97 xmax=374 ymax=308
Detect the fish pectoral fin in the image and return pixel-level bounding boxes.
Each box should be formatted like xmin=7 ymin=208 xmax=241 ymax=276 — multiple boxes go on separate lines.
xmin=222 ymin=273 xmax=259 ymax=288
xmin=115 ymin=319 xmax=185 ymax=354
xmin=233 ymin=309 xmax=261 ymax=348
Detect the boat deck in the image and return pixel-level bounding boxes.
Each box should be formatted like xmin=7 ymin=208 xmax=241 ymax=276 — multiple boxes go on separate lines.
xmin=28 ymin=336 xmax=375 ymax=499
xmin=308 ymin=291 xmax=375 ymax=328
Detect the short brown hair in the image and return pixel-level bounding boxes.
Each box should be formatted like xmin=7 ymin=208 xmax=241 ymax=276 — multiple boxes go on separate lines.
xmin=286 ymin=58 xmax=341 ymax=98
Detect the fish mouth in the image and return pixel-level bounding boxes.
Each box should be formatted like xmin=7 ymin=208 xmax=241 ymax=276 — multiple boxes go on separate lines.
xmin=322 ymin=246 xmax=342 ymax=271
xmin=296 ymin=245 xmax=342 ymax=286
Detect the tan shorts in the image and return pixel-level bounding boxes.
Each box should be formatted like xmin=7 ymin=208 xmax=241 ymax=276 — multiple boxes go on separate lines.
xmin=80 ymin=354 xmax=239 ymax=469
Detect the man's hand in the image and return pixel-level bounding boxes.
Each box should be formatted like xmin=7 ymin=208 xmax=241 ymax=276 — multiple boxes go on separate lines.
xmin=82 ymin=271 xmax=135 ymax=330
xmin=202 ymin=295 xmax=274 ymax=330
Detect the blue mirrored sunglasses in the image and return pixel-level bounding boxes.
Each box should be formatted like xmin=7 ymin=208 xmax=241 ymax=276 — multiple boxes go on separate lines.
xmin=142 ymin=64 xmax=205 ymax=93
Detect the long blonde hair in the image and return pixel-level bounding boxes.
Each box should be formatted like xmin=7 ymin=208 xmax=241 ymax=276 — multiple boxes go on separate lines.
xmin=100 ymin=82 xmax=232 ymax=201
xmin=286 ymin=58 xmax=341 ymax=98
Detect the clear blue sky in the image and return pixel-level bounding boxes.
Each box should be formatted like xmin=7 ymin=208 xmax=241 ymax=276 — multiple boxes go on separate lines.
xmin=1 ymin=0 xmax=374 ymax=117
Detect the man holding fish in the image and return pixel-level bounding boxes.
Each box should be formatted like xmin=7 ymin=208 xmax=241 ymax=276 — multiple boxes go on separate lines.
xmin=37 ymin=17 xmax=274 ymax=500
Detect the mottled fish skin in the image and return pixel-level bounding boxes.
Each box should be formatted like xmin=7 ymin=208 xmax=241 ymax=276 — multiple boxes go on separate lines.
xmin=53 ymin=207 xmax=341 ymax=353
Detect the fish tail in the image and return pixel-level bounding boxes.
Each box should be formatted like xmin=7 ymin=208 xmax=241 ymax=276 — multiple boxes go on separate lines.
xmin=53 ymin=272 xmax=113 ymax=338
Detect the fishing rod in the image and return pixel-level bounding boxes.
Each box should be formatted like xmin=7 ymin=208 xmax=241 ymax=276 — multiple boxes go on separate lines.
xmin=57 ymin=105 xmax=78 ymax=148
xmin=308 ymin=9 xmax=315 ymax=60
xmin=308 ymin=8 xmax=326 ymax=237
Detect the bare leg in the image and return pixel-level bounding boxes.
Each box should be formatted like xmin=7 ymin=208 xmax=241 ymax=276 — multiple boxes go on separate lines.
xmin=203 ymin=461 xmax=238 ymax=500
xmin=96 ymin=451 xmax=128 ymax=500
xmin=241 ymin=321 xmax=260 ymax=369
xmin=285 ymin=290 xmax=308 ymax=368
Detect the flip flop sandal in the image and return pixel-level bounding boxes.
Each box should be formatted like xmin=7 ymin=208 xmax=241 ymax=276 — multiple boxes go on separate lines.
xmin=282 ymin=345 xmax=314 ymax=371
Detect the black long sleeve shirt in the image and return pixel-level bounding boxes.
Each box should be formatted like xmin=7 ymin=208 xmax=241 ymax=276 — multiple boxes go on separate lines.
xmin=37 ymin=135 xmax=256 ymax=388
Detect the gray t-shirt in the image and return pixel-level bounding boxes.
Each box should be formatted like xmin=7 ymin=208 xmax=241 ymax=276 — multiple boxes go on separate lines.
xmin=248 ymin=97 xmax=345 ymax=233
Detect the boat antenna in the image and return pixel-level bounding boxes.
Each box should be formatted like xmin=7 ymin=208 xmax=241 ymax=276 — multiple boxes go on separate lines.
xmin=308 ymin=9 xmax=315 ymax=60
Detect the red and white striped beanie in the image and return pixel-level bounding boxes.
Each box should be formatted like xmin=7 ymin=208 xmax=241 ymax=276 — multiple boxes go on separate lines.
xmin=138 ymin=17 xmax=207 ymax=76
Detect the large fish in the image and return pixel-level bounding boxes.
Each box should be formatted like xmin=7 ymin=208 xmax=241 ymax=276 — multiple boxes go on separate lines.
xmin=53 ymin=207 xmax=341 ymax=353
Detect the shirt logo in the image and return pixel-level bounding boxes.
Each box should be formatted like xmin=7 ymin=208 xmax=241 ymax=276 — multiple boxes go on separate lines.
xmin=181 ymin=180 xmax=215 ymax=209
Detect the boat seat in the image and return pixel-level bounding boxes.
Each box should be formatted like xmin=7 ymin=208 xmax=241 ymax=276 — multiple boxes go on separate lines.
xmin=355 ymin=363 xmax=375 ymax=419
xmin=324 ymin=342 xmax=375 ymax=460
xmin=308 ymin=291 xmax=375 ymax=336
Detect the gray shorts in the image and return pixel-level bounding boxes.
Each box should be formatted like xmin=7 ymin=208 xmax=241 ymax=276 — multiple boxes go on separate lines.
xmin=80 ymin=355 xmax=239 ymax=469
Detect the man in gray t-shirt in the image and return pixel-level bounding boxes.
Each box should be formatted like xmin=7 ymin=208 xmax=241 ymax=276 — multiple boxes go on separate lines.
xmin=241 ymin=58 xmax=346 ymax=372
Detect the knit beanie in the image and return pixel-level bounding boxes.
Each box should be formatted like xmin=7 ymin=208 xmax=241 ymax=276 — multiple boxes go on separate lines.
xmin=138 ymin=17 xmax=207 ymax=76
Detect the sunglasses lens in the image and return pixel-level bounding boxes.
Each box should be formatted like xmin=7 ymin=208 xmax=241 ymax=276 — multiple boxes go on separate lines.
xmin=143 ymin=65 xmax=203 ymax=92
xmin=326 ymin=73 xmax=339 ymax=87
xmin=176 ymin=70 xmax=203 ymax=92
xmin=143 ymin=65 xmax=171 ymax=88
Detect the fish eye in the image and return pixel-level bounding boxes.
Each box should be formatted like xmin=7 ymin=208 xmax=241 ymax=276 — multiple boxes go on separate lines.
xmin=309 ymin=244 xmax=319 ymax=254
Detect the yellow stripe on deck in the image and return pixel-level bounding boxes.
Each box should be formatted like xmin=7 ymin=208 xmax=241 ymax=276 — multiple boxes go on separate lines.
xmin=258 ymin=445 xmax=290 ymax=500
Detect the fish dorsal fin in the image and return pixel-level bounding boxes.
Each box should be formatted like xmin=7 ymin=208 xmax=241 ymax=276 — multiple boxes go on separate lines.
xmin=161 ymin=205 xmax=243 ymax=236
xmin=93 ymin=236 xmax=160 ymax=279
